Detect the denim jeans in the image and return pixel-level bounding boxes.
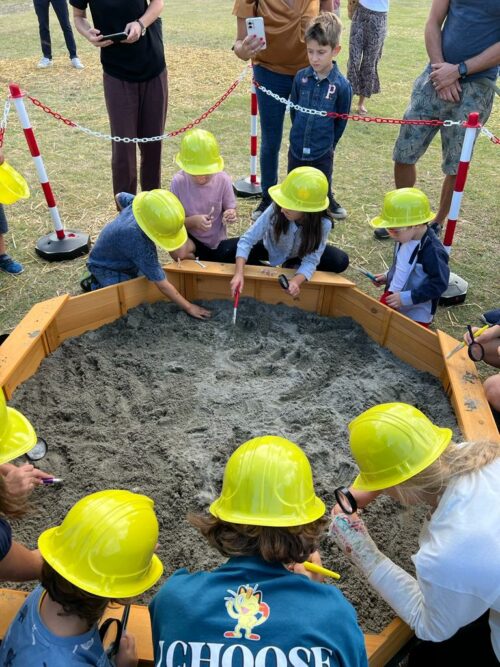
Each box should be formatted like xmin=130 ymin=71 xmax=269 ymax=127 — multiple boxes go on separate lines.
xmin=0 ymin=205 xmax=8 ymax=235
xmin=33 ymin=0 xmax=78 ymax=60
xmin=253 ymin=65 xmax=295 ymax=201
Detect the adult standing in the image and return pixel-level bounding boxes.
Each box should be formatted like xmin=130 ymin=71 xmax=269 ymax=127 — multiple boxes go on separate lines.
xmin=71 ymin=0 xmax=167 ymax=198
xmin=330 ymin=403 xmax=500 ymax=665
xmin=33 ymin=0 xmax=84 ymax=69
xmin=373 ymin=0 xmax=500 ymax=239
xmin=232 ymin=0 xmax=335 ymax=221
xmin=347 ymin=0 xmax=388 ymax=115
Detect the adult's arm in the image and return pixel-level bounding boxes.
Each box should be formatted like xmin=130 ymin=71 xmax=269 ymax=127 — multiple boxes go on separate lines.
xmin=72 ymin=6 xmax=113 ymax=47
xmin=0 ymin=543 xmax=43 ymax=582
xmin=124 ymin=0 xmax=164 ymax=44
xmin=431 ymin=42 xmax=500 ymax=91
xmin=319 ymin=0 xmax=334 ymax=11
xmin=424 ymin=0 xmax=449 ymax=64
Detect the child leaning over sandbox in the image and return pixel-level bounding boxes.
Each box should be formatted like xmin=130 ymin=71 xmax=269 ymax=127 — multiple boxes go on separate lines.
xmin=82 ymin=190 xmax=210 ymax=319
xmin=369 ymin=188 xmax=449 ymax=327
xmin=169 ymin=129 xmax=239 ymax=263
xmin=149 ymin=435 xmax=368 ymax=667
xmin=230 ymin=167 xmax=349 ymax=299
xmin=0 ymin=489 xmax=163 ymax=667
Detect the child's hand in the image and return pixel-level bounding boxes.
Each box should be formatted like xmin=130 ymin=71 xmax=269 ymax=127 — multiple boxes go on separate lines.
xmin=287 ymin=277 xmax=301 ymax=298
xmin=190 ymin=215 xmax=213 ymax=232
xmin=385 ymin=292 xmax=402 ymax=309
xmin=4 ymin=463 xmax=54 ymax=498
xmin=287 ymin=550 xmax=324 ymax=583
xmin=186 ymin=304 xmax=211 ymax=320
xmin=222 ymin=209 xmax=237 ymax=225
xmin=373 ymin=273 xmax=387 ymax=286
xmin=115 ymin=631 xmax=138 ymax=667
xmin=230 ymin=273 xmax=244 ymax=297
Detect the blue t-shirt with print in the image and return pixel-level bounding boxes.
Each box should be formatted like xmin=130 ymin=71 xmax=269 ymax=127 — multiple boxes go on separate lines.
xmin=149 ymin=555 xmax=367 ymax=667
xmin=0 ymin=517 xmax=12 ymax=561
xmin=0 ymin=585 xmax=112 ymax=666
xmin=88 ymin=194 xmax=165 ymax=288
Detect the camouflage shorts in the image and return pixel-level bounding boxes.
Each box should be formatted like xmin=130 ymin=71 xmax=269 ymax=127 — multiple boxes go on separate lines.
xmin=393 ymin=65 xmax=495 ymax=175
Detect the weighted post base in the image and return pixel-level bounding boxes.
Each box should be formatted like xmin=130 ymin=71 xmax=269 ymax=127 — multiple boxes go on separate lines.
xmin=233 ymin=177 xmax=262 ymax=198
xmin=35 ymin=230 xmax=90 ymax=262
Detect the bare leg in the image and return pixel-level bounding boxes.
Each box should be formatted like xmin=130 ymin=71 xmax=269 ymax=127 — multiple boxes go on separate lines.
xmin=433 ymin=174 xmax=456 ymax=225
xmin=394 ymin=161 xmax=416 ymax=188
xmin=358 ymin=95 xmax=367 ymax=114
xmin=0 ymin=234 xmax=6 ymax=255
xmin=484 ymin=375 xmax=500 ymax=412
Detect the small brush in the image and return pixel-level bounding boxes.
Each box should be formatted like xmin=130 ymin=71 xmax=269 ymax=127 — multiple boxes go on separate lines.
xmin=232 ymin=289 xmax=240 ymax=326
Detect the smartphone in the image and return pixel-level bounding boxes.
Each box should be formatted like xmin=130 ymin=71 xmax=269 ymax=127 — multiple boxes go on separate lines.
xmin=100 ymin=31 xmax=128 ymax=43
xmin=245 ymin=17 xmax=266 ymax=49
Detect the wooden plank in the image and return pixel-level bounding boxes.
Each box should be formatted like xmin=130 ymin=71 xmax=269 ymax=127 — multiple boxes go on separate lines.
xmin=330 ymin=288 xmax=386 ymax=344
xmin=366 ymin=618 xmax=413 ymax=667
xmin=438 ymin=330 xmax=500 ymax=442
xmin=56 ymin=288 xmax=123 ymax=343
xmin=0 ymin=295 xmax=68 ymax=397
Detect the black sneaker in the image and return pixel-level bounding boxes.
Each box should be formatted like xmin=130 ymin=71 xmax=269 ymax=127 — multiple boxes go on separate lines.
xmin=374 ymin=227 xmax=390 ymax=240
xmin=329 ymin=196 xmax=347 ymax=220
xmin=251 ymin=198 xmax=271 ymax=221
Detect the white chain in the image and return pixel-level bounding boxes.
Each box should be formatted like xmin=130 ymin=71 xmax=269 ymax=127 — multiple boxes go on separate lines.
xmin=0 ymin=99 xmax=11 ymax=131
xmin=480 ymin=126 xmax=495 ymax=140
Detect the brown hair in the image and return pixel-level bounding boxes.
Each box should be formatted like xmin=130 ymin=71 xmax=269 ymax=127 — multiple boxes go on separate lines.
xmin=392 ymin=440 xmax=500 ymax=506
xmin=305 ymin=12 xmax=342 ymax=49
xmin=41 ymin=561 xmax=110 ymax=628
xmin=189 ymin=513 xmax=328 ymax=564
xmin=0 ymin=475 xmax=29 ymax=519
xmin=271 ymin=204 xmax=331 ymax=258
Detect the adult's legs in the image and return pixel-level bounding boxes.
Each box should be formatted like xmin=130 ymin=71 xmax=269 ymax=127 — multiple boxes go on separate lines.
xmin=138 ymin=69 xmax=168 ymax=192
xmin=50 ymin=0 xmax=77 ymax=59
xmin=33 ymin=0 xmax=52 ymax=59
xmin=253 ymin=65 xmax=295 ymax=202
xmin=356 ymin=7 xmax=387 ymax=99
xmin=316 ymin=245 xmax=349 ymax=273
xmin=103 ymin=73 xmax=140 ymax=195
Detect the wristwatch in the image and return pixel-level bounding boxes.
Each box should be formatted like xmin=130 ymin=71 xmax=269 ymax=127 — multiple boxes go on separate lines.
xmin=136 ymin=18 xmax=147 ymax=37
xmin=458 ymin=62 xmax=468 ymax=79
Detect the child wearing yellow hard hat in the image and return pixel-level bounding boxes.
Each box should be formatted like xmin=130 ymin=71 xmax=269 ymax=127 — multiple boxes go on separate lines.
xmin=0 ymin=392 xmax=56 ymax=583
xmin=0 ymin=489 xmax=163 ymax=666
xmin=0 ymin=147 xmax=28 ymax=275
xmin=83 ymin=189 xmax=210 ymax=320
xmin=149 ymin=435 xmax=367 ymax=666
xmin=169 ymin=129 xmax=239 ymax=263
xmin=369 ymin=188 xmax=449 ymax=327
xmin=330 ymin=403 xmax=500 ymax=665
xmin=231 ymin=167 xmax=349 ymax=299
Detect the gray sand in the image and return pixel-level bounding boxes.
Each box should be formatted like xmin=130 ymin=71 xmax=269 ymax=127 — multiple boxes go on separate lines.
xmin=10 ymin=298 xmax=460 ymax=632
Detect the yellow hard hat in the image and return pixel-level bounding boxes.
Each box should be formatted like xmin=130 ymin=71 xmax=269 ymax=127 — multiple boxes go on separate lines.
xmin=132 ymin=190 xmax=188 ymax=252
xmin=175 ymin=129 xmax=224 ymax=175
xmin=209 ymin=435 xmax=325 ymax=527
xmin=370 ymin=188 xmax=435 ymax=229
xmin=39 ymin=490 xmax=163 ymax=598
xmin=0 ymin=161 xmax=30 ymax=205
xmin=349 ymin=403 xmax=452 ymax=491
xmin=269 ymin=167 xmax=329 ymax=213
xmin=0 ymin=391 xmax=38 ymax=465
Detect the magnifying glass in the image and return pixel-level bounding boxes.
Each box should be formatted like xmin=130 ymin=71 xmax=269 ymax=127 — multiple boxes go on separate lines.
xmin=100 ymin=604 xmax=131 ymax=658
xmin=334 ymin=486 xmax=358 ymax=514
xmin=278 ymin=274 xmax=289 ymax=290
xmin=25 ymin=438 xmax=48 ymax=462
xmin=466 ymin=325 xmax=485 ymax=362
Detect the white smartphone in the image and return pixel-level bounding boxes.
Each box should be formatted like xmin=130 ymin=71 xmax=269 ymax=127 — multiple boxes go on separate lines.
xmin=245 ymin=17 xmax=266 ymax=50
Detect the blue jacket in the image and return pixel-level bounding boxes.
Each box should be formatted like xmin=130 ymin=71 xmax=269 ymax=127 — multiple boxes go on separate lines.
xmin=387 ymin=228 xmax=450 ymax=320
xmin=289 ymin=63 xmax=352 ymax=161
xmin=236 ymin=205 xmax=332 ymax=281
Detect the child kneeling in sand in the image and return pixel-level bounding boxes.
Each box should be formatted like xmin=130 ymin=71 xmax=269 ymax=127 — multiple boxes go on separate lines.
xmin=169 ymin=129 xmax=239 ymax=263
xmin=370 ymin=188 xmax=449 ymax=327
xmin=0 ymin=490 xmax=163 ymax=667
xmin=149 ymin=435 xmax=367 ymax=667
xmin=84 ymin=190 xmax=210 ymax=320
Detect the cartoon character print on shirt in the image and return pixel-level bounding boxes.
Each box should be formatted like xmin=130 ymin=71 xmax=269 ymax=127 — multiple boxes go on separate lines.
xmin=223 ymin=584 xmax=270 ymax=641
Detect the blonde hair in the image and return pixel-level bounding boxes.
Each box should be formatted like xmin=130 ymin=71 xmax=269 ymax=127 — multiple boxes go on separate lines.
xmin=305 ymin=12 xmax=342 ymax=49
xmin=392 ymin=440 xmax=500 ymax=505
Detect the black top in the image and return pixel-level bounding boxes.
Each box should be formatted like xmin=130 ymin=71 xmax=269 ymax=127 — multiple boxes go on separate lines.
xmin=0 ymin=517 xmax=12 ymax=561
xmin=70 ymin=0 xmax=166 ymax=82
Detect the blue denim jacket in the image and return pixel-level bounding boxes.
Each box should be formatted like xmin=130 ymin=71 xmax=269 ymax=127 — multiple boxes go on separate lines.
xmin=236 ymin=204 xmax=332 ymax=281
xmin=289 ymin=63 xmax=352 ymax=161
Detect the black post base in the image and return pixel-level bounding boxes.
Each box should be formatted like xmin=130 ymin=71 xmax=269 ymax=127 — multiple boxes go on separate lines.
xmin=35 ymin=230 xmax=91 ymax=262
xmin=233 ymin=177 xmax=262 ymax=198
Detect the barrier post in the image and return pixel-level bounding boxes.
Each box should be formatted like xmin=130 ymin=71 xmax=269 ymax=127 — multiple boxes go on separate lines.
xmin=9 ymin=83 xmax=90 ymax=261
xmin=233 ymin=81 xmax=262 ymax=197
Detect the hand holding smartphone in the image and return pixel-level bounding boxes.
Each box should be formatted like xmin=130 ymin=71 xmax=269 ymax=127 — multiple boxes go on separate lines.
xmin=245 ymin=17 xmax=266 ymax=50
xmin=99 ymin=31 xmax=128 ymax=43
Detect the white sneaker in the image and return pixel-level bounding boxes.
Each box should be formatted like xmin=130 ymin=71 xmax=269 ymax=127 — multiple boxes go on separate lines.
xmin=37 ymin=57 xmax=53 ymax=68
xmin=71 ymin=57 xmax=84 ymax=70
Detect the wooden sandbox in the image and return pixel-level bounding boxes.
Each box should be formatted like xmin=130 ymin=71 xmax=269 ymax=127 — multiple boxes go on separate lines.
xmin=0 ymin=261 xmax=498 ymax=666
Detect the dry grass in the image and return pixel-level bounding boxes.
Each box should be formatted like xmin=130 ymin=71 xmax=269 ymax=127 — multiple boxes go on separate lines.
xmin=0 ymin=0 xmax=498 ymax=350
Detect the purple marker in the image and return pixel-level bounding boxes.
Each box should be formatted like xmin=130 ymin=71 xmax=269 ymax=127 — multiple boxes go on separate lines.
xmin=42 ymin=478 xmax=63 ymax=485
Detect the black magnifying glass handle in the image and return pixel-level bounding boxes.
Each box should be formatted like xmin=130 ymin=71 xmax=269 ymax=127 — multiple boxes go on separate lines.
xmin=278 ymin=274 xmax=289 ymax=290
xmin=334 ymin=487 xmax=358 ymax=514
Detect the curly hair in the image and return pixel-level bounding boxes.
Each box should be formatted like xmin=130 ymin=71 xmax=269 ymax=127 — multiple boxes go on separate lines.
xmin=188 ymin=514 xmax=328 ymax=564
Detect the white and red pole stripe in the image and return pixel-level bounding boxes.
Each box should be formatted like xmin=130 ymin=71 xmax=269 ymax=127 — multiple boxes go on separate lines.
xmin=249 ymin=81 xmax=259 ymax=186
xmin=442 ymin=112 xmax=480 ymax=254
xmin=9 ymin=83 xmax=65 ymax=240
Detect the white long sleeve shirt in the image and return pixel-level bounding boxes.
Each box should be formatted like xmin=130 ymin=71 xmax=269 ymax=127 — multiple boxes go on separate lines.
xmin=368 ymin=458 xmax=500 ymax=659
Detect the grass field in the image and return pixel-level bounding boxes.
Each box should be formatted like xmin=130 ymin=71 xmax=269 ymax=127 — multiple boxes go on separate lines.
xmin=0 ymin=0 xmax=498 ymax=350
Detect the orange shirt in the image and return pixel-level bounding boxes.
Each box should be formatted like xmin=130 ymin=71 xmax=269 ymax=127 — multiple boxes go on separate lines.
xmin=233 ymin=0 xmax=321 ymax=76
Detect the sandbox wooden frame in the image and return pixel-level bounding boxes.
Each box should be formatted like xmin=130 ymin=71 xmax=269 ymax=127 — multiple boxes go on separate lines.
xmin=1 ymin=261 xmax=498 ymax=666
